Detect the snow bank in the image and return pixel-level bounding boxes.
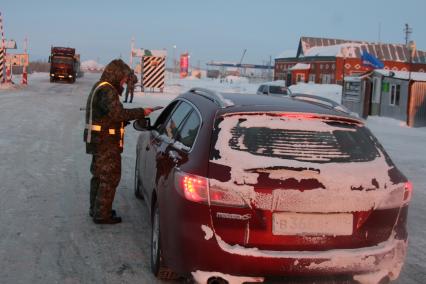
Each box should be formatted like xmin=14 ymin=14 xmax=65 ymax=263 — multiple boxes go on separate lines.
xmin=289 ymin=83 xmax=342 ymax=103
xmin=0 ymin=82 xmax=27 ymax=91
xmin=225 ymin=75 xmax=249 ymax=84
xmin=133 ymin=72 xmax=258 ymax=97
xmin=81 ymin=60 xmax=104 ymax=71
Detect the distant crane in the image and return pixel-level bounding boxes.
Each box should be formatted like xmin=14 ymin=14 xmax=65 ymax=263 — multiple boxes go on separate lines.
xmin=238 ymin=49 xmax=247 ymax=76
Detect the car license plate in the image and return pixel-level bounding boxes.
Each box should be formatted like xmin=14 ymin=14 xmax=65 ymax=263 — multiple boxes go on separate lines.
xmin=272 ymin=212 xmax=353 ymax=236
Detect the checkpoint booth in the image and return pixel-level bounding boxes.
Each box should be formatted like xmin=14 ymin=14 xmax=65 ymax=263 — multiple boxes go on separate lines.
xmin=132 ymin=48 xmax=167 ymax=93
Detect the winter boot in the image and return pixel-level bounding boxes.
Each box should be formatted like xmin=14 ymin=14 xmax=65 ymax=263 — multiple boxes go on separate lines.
xmin=93 ymin=215 xmax=122 ymax=224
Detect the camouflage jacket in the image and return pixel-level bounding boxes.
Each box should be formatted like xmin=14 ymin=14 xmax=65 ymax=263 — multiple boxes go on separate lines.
xmin=84 ymin=81 xmax=145 ymax=154
xmin=127 ymin=73 xmax=138 ymax=89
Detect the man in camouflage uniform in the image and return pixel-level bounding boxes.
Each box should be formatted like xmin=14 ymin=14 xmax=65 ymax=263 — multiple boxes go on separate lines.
xmin=123 ymin=69 xmax=137 ymax=103
xmin=84 ymin=59 xmax=153 ymax=224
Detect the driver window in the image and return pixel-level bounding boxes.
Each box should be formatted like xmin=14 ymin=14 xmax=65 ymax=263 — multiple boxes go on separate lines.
xmin=153 ymin=101 xmax=179 ymax=130
xmin=159 ymin=101 xmax=192 ymax=139
xmin=175 ymin=110 xmax=201 ymax=149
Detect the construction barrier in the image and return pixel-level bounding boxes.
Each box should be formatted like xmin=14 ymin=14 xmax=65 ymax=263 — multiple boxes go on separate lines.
xmin=142 ymin=55 xmax=165 ymax=92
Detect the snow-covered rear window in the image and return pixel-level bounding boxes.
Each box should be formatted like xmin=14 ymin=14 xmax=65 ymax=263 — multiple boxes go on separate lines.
xmin=213 ymin=114 xmax=379 ymax=163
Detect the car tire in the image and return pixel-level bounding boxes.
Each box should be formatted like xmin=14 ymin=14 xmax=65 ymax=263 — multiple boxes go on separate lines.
xmin=134 ymin=155 xmax=143 ymax=199
xmin=151 ymin=202 xmax=177 ymax=280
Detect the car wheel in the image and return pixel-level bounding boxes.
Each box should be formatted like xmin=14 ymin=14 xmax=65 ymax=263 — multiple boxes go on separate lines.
xmin=151 ymin=202 xmax=177 ymax=280
xmin=134 ymin=155 xmax=143 ymax=199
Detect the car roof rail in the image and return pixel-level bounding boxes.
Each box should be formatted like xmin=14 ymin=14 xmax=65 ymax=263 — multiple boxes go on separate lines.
xmin=188 ymin=87 xmax=234 ymax=108
xmin=289 ymin=93 xmax=352 ymax=115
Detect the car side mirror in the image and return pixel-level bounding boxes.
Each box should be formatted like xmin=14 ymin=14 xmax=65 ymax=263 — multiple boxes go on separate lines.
xmin=133 ymin=117 xmax=151 ymax=131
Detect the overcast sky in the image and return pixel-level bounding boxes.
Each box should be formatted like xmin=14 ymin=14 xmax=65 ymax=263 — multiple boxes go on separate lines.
xmin=2 ymin=0 xmax=425 ymax=67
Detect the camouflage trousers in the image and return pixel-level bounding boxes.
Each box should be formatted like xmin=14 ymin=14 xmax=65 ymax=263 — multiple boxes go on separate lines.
xmin=90 ymin=145 xmax=122 ymax=219
xmin=124 ymin=87 xmax=134 ymax=102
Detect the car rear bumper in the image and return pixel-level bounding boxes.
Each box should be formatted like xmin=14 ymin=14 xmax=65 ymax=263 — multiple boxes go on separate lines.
xmin=173 ymin=223 xmax=407 ymax=281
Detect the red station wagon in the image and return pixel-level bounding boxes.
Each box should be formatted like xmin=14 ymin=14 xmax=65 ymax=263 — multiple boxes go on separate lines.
xmin=133 ymin=88 xmax=411 ymax=284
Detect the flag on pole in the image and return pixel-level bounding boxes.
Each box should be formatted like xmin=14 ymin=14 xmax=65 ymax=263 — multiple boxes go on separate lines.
xmin=361 ymin=50 xmax=384 ymax=69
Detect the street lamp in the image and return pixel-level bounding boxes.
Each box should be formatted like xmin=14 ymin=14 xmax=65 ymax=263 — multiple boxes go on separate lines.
xmin=173 ymin=45 xmax=177 ymax=76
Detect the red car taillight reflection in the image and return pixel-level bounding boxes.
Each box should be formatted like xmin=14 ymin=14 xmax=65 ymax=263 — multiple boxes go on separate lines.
xmin=403 ymin=181 xmax=413 ymax=202
xmin=174 ymin=170 xmax=248 ymax=207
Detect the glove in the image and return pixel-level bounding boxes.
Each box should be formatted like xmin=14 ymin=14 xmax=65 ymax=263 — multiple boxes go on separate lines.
xmin=144 ymin=108 xmax=154 ymax=116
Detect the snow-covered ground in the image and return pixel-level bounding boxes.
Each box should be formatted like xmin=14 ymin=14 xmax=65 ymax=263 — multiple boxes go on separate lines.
xmin=0 ymin=73 xmax=425 ymax=283
xmin=289 ymin=82 xmax=343 ymax=103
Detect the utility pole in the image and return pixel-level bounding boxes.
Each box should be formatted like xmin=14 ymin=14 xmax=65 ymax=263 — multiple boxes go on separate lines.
xmin=130 ymin=37 xmax=135 ymax=67
xmin=404 ymin=23 xmax=412 ymax=45
xmin=173 ymin=45 xmax=177 ymax=77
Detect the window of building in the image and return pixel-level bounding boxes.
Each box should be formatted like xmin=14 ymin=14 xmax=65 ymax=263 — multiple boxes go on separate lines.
xmin=344 ymin=81 xmax=361 ymax=102
xmin=322 ymin=74 xmax=332 ymax=84
xmin=296 ymin=73 xmax=305 ymax=82
xmin=309 ymin=74 xmax=316 ymax=82
xmin=390 ymin=84 xmax=400 ymax=106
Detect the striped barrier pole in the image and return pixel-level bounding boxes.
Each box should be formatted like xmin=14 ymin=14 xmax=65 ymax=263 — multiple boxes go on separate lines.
xmin=22 ymin=37 xmax=28 ymax=85
xmin=0 ymin=12 xmax=5 ymax=84
xmin=22 ymin=65 xmax=27 ymax=84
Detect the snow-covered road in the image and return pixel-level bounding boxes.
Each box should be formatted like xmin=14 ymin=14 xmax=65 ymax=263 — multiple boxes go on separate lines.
xmin=0 ymin=73 xmax=424 ymax=283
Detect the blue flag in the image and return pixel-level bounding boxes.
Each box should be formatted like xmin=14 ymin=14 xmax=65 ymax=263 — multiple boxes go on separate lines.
xmin=361 ymin=51 xmax=384 ymax=69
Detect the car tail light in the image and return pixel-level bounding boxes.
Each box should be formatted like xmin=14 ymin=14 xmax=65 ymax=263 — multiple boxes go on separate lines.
xmin=174 ymin=170 xmax=249 ymax=207
xmin=209 ymin=184 xmax=249 ymax=208
xmin=403 ymin=181 xmax=413 ymax=202
xmin=175 ymin=171 xmax=209 ymax=203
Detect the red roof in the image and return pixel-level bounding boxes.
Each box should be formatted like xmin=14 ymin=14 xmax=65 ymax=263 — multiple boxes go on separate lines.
xmin=293 ymin=36 xmax=426 ymax=63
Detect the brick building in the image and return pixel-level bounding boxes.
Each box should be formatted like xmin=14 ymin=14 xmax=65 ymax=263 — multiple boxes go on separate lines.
xmin=275 ymin=36 xmax=426 ymax=85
